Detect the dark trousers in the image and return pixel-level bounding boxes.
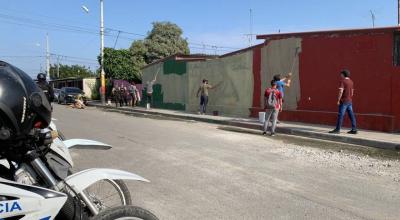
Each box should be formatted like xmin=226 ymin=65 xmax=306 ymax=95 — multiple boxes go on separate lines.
xmin=335 ymin=102 xmax=357 ymax=131
xmin=115 ymin=98 xmax=120 ymax=107
xmin=200 ymin=95 xmax=209 ymax=113
xmin=146 ymin=93 xmax=152 ymax=104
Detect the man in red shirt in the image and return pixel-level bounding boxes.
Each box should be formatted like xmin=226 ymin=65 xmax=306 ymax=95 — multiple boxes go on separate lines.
xmin=263 ymin=80 xmax=283 ymax=136
xmin=329 ymin=69 xmax=357 ymax=134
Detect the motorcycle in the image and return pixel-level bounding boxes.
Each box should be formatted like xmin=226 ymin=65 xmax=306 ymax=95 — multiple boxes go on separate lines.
xmin=0 ymin=123 xmax=158 ymax=219
xmin=47 ymin=121 xmax=133 ymax=210
xmin=0 ymin=178 xmax=158 ymax=219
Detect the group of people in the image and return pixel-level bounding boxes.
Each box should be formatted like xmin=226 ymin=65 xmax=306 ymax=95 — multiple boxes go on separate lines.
xmin=112 ymin=83 xmax=140 ymax=108
xmin=262 ymin=69 xmax=357 ymax=136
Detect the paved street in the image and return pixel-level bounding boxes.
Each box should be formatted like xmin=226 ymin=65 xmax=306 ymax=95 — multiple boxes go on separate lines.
xmin=53 ymin=105 xmax=400 ymax=220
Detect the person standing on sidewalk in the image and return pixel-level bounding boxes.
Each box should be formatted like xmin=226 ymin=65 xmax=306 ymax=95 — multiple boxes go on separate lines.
xmin=263 ymin=80 xmax=283 ymax=136
xmin=129 ymin=82 xmax=138 ymax=107
xmin=145 ymin=74 xmax=157 ymax=110
xmin=329 ymin=69 xmax=357 ymax=134
xmin=273 ymin=72 xmax=292 ymax=101
xmin=196 ymin=79 xmax=219 ymax=115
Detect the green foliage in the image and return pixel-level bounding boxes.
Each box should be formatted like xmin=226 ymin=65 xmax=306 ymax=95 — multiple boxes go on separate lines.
xmin=90 ymin=78 xmax=113 ymax=100
xmin=49 ymin=64 xmax=95 ymax=79
xmin=101 ymin=48 xmax=142 ymax=82
xmin=144 ymin=22 xmax=190 ymax=64
xmin=99 ymin=21 xmax=189 ymax=82
xmin=91 ymin=79 xmax=100 ymax=100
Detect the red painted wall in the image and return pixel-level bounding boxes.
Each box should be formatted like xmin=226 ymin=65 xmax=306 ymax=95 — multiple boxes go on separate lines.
xmin=251 ymin=30 xmax=400 ymax=132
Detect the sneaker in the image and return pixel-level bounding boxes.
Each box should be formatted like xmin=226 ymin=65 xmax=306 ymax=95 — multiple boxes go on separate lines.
xmin=270 ymin=132 xmax=275 ymax=137
xmin=329 ymin=129 xmax=340 ymax=134
xmin=262 ymin=131 xmax=267 ymax=135
xmin=347 ymin=130 xmax=358 ymax=134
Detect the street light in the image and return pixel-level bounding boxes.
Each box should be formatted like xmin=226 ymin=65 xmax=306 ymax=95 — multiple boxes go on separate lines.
xmin=82 ymin=1 xmax=106 ymax=105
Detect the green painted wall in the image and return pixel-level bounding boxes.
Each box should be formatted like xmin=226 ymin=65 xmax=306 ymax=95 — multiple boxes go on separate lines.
xmin=142 ymin=53 xmax=254 ymax=117
xmin=164 ymin=60 xmax=186 ymax=75
xmin=141 ymin=59 xmax=187 ymax=110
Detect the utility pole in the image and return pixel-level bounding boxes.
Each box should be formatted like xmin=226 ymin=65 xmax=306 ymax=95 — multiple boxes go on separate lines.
xmin=56 ymin=55 xmax=61 ymax=79
xmin=100 ymin=0 xmax=106 ymax=105
xmin=398 ymin=0 xmax=400 ymax=25
xmin=46 ymin=33 xmax=50 ymax=81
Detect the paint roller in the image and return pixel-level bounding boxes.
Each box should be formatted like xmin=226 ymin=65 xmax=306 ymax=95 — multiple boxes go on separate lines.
xmin=154 ymin=67 xmax=161 ymax=80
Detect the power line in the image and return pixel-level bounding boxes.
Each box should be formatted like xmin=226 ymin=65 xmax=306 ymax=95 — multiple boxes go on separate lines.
xmin=0 ymin=55 xmax=44 ymax=58
xmin=0 ymin=12 xmax=241 ymax=52
xmin=49 ymin=53 xmax=97 ymax=62
xmin=0 ymin=53 xmax=98 ymax=66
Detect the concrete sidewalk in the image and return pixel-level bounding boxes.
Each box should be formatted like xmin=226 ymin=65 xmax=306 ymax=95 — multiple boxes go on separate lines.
xmin=88 ymin=102 xmax=400 ymax=150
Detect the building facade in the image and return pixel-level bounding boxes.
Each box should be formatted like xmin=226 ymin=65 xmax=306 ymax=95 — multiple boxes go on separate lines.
xmin=142 ymin=27 xmax=400 ymax=132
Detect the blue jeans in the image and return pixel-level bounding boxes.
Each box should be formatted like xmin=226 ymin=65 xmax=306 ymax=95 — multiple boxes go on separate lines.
xmin=335 ymin=102 xmax=357 ymax=131
xmin=200 ymin=95 xmax=209 ymax=113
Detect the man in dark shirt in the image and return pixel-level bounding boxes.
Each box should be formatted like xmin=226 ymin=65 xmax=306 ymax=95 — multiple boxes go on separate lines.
xmin=36 ymin=73 xmax=54 ymax=103
xmin=329 ymin=69 xmax=357 ymax=134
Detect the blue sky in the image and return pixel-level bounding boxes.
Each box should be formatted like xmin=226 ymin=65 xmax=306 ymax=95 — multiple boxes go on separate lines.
xmin=0 ymin=0 xmax=397 ymax=77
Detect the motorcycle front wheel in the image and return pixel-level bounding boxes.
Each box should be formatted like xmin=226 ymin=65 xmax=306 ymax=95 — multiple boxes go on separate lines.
xmin=84 ymin=179 xmax=132 ymax=212
xmin=91 ymin=206 xmax=159 ymax=220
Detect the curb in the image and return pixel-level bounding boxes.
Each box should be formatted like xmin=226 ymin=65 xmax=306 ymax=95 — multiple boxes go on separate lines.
xmin=88 ymin=103 xmax=400 ymax=151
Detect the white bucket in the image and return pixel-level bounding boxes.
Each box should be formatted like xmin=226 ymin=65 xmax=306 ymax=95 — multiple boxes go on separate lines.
xmin=258 ymin=112 xmax=266 ymax=123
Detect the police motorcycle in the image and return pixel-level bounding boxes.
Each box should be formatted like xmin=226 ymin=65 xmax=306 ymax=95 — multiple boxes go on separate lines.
xmin=0 ymin=61 xmax=158 ymax=219
xmin=47 ymin=120 xmax=134 ymax=211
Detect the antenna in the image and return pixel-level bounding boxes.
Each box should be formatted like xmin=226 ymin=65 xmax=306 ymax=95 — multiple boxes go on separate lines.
xmin=369 ymin=10 xmax=375 ymax=28
xmin=249 ymin=8 xmax=253 ymax=46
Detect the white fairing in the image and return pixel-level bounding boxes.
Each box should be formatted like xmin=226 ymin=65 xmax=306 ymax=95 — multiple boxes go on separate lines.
xmin=49 ymin=121 xmax=57 ymax=131
xmin=0 ymin=178 xmax=67 ymax=220
xmin=50 ymin=138 xmax=74 ymax=166
xmin=64 ymin=168 xmax=149 ymax=192
xmin=63 ymin=139 xmax=112 ymax=149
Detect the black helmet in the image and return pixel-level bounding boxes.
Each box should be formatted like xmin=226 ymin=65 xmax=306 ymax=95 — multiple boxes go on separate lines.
xmin=37 ymin=72 xmax=46 ymax=81
xmin=0 ymin=61 xmax=52 ymax=141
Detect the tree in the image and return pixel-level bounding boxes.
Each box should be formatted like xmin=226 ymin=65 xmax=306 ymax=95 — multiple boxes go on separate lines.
xmin=144 ymin=22 xmax=190 ymax=64
xmin=49 ymin=64 xmax=95 ymax=79
xmin=98 ymin=21 xmax=189 ymax=82
xmin=101 ymin=48 xmax=142 ymax=82
xmin=129 ymin=40 xmax=147 ymax=78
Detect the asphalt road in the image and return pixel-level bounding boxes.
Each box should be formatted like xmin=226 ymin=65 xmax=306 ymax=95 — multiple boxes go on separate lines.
xmin=53 ymin=104 xmax=400 ymax=220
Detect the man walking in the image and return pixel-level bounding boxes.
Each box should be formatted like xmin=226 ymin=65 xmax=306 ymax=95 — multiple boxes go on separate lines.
xmin=263 ymin=80 xmax=283 ymax=136
xmin=329 ymin=69 xmax=357 ymax=134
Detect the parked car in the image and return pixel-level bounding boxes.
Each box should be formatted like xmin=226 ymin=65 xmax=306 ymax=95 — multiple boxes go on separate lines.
xmin=53 ymin=88 xmax=60 ymax=102
xmin=58 ymin=87 xmax=87 ymax=104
